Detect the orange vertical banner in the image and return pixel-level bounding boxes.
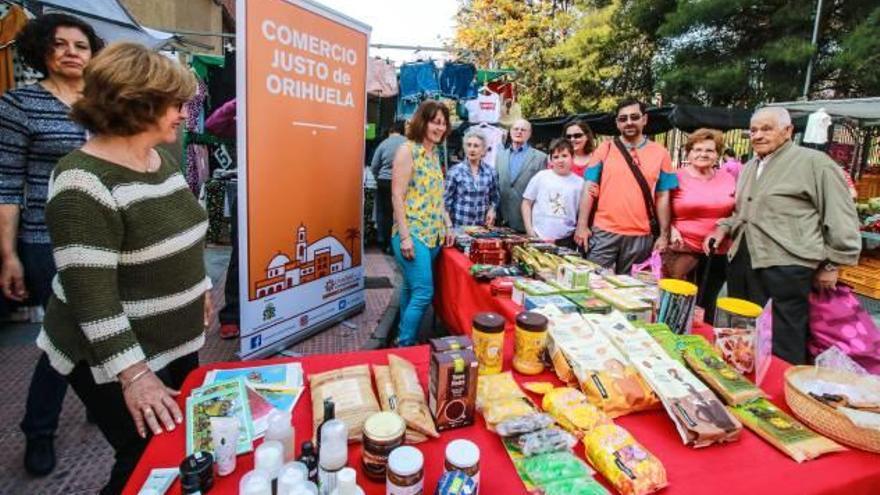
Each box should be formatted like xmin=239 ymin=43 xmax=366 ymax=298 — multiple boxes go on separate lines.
xmin=236 ymin=0 xmax=370 ymax=358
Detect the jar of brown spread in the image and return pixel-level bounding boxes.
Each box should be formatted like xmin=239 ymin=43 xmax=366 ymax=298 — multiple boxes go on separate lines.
xmin=444 ymin=439 xmax=480 ymax=492
xmin=387 ymin=446 xmax=424 ymax=494
xmin=361 ymin=411 xmax=406 ymax=481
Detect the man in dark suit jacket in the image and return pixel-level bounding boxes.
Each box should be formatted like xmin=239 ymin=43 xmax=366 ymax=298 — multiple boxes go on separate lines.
xmin=494 ymin=119 xmax=548 ymax=232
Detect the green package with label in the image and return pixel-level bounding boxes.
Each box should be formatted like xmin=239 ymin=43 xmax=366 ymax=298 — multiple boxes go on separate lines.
xmin=729 ymin=398 xmax=846 ymax=462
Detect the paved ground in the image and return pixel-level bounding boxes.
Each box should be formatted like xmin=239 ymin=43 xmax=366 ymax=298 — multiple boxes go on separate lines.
xmin=0 ymin=246 xmax=399 ymax=494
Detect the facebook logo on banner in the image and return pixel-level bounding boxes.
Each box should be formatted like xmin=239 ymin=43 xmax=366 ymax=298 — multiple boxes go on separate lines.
xmin=339 ymin=299 xmax=347 ymax=310
xmin=250 ymin=335 xmax=262 ymax=349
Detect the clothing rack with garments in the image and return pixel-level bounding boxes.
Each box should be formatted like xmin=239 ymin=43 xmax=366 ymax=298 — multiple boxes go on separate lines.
xmin=0 ymin=1 xmax=37 ymax=95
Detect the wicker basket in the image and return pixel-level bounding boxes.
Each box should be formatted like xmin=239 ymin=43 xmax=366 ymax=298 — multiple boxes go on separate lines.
xmin=784 ymin=366 xmax=880 ymax=453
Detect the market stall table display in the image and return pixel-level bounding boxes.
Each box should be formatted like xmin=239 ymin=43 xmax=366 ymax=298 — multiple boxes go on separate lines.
xmin=125 ymin=248 xmax=880 ymax=494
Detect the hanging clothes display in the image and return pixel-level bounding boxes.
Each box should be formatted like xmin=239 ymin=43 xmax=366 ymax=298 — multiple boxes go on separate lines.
xmin=465 ymin=90 xmax=502 ymax=124
xmin=803 ymin=108 xmax=832 ymax=144
xmin=440 ymin=61 xmax=476 ymax=99
xmin=0 ymin=4 xmax=28 ymax=94
xmin=474 ymin=123 xmax=506 ymax=168
xmin=397 ymin=60 xmax=440 ymax=119
xmin=487 ymin=80 xmax=516 ymax=101
xmin=367 ymin=57 xmax=398 ymax=97
xmin=184 ymin=77 xmax=209 ymax=193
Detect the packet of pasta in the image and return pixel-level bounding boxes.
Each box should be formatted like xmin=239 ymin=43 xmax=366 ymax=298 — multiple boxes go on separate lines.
xmin=541 ymin=387 xmax=609 ymax=438
xmin=583 ymin=423 xmax=667 ymax=495
xmin=388 ymin=354 xmax=439 ymax=438
xmin=730 ymin=398 xmax=846 ymax=462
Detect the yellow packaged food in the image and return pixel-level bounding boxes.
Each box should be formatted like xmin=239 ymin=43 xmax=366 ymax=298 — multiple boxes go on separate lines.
xmin=583 ymin=424 xmax=668 ymax=495
xmin=483 ymin=397 xmax=537 ymax=426
xmin=523 ymin=381 xmax=556 ymax=395
xmin=541 ymin=388 xmax=608 ymax=437
xmin=477 ymin=372 xmax=526 ymax=409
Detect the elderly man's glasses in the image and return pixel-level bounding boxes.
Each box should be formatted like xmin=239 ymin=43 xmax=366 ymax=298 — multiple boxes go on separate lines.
xmin=617 ymin=113 xmax=643 ymax=123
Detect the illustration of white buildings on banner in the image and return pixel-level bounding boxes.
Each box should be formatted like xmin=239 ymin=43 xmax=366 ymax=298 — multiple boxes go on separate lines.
xmin=254 ymin=223 xmax=352 ymax=299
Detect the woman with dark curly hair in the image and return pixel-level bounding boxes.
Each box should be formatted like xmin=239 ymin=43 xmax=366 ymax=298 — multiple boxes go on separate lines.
xmin=0 ymin=12 xmax=103 ymax=477
xmin=39 ymin=42 xmax=206 ymax=493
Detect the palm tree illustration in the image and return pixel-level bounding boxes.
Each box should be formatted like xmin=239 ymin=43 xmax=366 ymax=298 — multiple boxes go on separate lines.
xmin=345 ymin=227 xmax=361 ymax=256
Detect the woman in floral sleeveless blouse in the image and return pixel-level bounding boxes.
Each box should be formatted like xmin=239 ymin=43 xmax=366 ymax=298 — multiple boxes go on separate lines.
xmin=390 ymin=100 xmax=454 ymax=346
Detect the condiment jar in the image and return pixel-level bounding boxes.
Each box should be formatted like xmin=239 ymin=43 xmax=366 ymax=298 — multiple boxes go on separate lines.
xmin=386 ymin=446 xmax=424 ymax=495
xmin=444 ymin=439 xmax=480 ymax=492
xmin=362 ymin=412 xmax=406 ymax=481
xmin=512 ymin=311 xmax=548 ymax=375
xmin=471 ymin=312 xmax=505 ymax=375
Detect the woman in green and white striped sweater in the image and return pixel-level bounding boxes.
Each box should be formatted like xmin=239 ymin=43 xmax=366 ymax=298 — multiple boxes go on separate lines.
xmin=38 ymin=42 xmax=209 ymax=494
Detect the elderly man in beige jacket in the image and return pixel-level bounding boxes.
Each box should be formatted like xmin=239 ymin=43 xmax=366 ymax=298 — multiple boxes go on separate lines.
xmin=705 ymin=107 xmax=861 ymax=365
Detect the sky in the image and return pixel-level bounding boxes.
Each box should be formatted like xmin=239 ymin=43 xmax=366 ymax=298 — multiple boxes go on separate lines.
xmin=316 ymin=0 xmax=458 ymax=63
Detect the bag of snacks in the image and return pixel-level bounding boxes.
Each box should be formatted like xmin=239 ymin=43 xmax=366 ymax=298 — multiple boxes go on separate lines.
xmin=583 ymin=424 xmax=667 ymax=495
xmin=681 ymin=343 xmax=765 ymax=405
xmin=495 ymin=413 xmax=555 ymax=437
xmin=517 ymin=451 xmax=594 ymax=487
xmin=550 ymin=317 xmax=658 ymax=417
xmin=388 ymin=354 xmax=439 ymax=438
xmin=730 ymin=398 xmax=846 ymax=462
xmin=517 ymin=427 xmax=578 ymax=456
xmin=632 ymin=357 xmax=742 ymax=447
xmin=542 ymin=477 xmax=610 ymax=495
xmin=477 ymin=372 xmax=537 ymax=428
xmin=310 ymin=364 xmax=380 ymax=442
xmin=541 ymin=388 xmax=608 ymax=437
xmin=636 ymin=322 xmax=681 ymax=363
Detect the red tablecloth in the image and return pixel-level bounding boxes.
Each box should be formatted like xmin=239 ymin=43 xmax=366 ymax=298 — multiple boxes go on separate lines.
xmin=125 ymin=248 xmax=880 ymax=494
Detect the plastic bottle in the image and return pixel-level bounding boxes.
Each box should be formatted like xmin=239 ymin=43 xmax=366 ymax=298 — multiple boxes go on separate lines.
xmin=330 ymin=467 xmax=365 ymax=495
xmin=265 ymin=409 xmax=296 ymax=462
xmin=298 ymin=440 xmax=319 ymax=483
xmin=317 ymin=419 xmax=348 ymax=495
xmin=239 ymin=470 xmax=272 ymax=495
xmin=317 ymin=399 xmax=335 ymax=454
xmin=278 ymin=463 xmax=306 ymax=495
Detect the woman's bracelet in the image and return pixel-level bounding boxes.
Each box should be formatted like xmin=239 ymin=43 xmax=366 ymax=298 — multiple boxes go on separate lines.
xmin=122 ymin=368 xmax=150 ymax=390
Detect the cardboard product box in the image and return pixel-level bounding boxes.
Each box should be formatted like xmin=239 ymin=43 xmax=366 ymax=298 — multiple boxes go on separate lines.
xmin=429 ymin=349 xmax=478 ymax=431
xmin=512 ymin=279 xmax=561 ymax=305
xmin=556 ymin=264 xmax=591 ymax=290
xmin=429 ymin=336 xmax=474 ymax=353
xmin=524 ymin=294 xmax=580 ymax=314
xmin=470 ymin=251 xmax=507 ymax=265
xmin=565 ymin=292 xmax=612 ymax=314
xmin=604 ymin=274 xmax=647 ymax=288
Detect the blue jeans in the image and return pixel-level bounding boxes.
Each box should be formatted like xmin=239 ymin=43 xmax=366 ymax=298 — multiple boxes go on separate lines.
xmin=18 ymin=242 xmax=68 ymax=439
xmin=391 ymin=235 xmax=440 ymax=346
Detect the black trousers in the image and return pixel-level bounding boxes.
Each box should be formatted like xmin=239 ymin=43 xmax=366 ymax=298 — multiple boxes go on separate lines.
xmin=695 ymin=254 xmax=728 ymax=325
xmin=727 ymin=240 xmax=814 ymax=364
xmin=219 ymin=193 xmax=239 ymax=325
xmin=376 ymin=179 xmax=394 ymax=251
xmin=67 ymin=352 xmax=199 ymax=495
xmin=20 ymin=242 xmax=68 ymax=440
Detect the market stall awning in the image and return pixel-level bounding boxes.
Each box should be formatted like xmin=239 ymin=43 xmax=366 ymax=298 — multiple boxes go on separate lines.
xmin=33 ymin=0 xmax=175 ymax=49
xmin=764 ymin=97 xmax=880 ymax=128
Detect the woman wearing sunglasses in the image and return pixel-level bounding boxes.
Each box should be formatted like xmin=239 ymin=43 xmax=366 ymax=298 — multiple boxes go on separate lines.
xmin=562 ymin=120 xmax=596 ymax=178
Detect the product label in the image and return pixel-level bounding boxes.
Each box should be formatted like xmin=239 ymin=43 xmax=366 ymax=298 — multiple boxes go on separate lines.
xmin=472 ymin=329 xmax=503 ymax=375
xmin=387 ymin=479 xmax=423 ymax=495
xmin=319 ymin=378 xmax=364 ymax=411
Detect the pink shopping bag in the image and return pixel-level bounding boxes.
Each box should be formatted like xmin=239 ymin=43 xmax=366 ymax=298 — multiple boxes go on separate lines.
xmin=809 ymin=286 xmax=880 ymax=374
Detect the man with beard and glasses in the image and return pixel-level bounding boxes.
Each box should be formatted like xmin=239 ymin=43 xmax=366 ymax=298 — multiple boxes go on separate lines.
xmin=574 ymin=98 xmax=677 ymax=274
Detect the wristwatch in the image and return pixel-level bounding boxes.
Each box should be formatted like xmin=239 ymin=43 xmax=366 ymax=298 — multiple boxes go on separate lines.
xmin=821 ymin=261 xmax=838 ymax=272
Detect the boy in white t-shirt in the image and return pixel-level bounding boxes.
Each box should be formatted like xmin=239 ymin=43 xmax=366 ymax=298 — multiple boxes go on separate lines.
xmin=521 ymin=138 xmax=585 ymax=247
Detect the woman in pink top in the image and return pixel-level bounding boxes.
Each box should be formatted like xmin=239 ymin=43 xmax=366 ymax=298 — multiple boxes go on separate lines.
xmin=562 ymin=120 xmax=595 ymax=178
xmin=665 ymin=128 xmax=736 ymax=322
